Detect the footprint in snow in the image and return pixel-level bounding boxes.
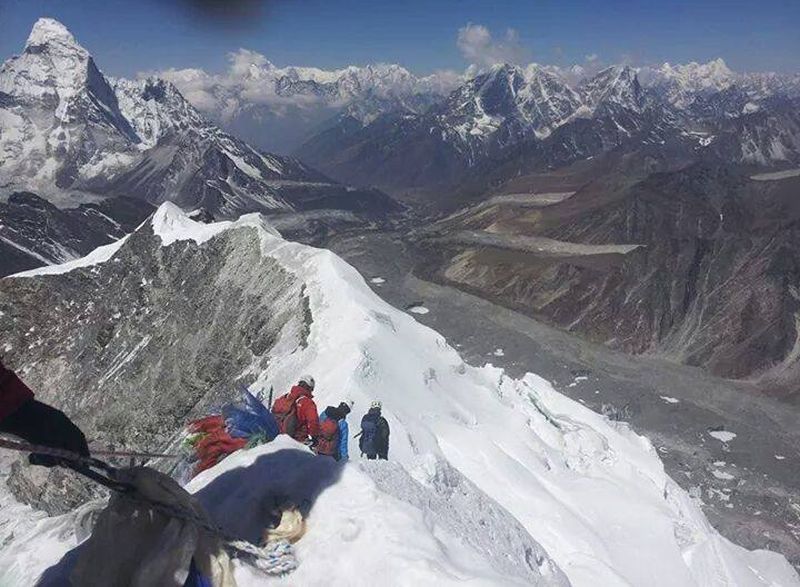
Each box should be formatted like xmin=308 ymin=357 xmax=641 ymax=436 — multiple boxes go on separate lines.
xmin=340 ymin=517 xmax=363 ymax=542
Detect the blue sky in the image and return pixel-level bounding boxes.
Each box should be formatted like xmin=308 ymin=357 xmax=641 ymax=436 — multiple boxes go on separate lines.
xmin=0 ymin=0 xmax=798 ymax=76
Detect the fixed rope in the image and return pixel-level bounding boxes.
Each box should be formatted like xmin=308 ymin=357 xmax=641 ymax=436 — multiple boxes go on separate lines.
xmin=0 ymin=436 xmax=298 ymax=576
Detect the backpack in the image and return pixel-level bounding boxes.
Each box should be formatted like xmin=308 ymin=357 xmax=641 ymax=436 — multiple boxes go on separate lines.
xmin=271 ymin=393 xmax=299 ymax=437
xmin=316 ymin=418 xmax=340 ymax=458
xmin=359 ymin=413 xmax=378 ymax=456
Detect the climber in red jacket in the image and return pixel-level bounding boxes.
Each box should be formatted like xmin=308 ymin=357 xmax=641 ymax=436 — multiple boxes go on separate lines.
xmin=0 ymin=358 xmax=89 ymax=464
xmin=271 ymin=375 xmax=320 ymax=443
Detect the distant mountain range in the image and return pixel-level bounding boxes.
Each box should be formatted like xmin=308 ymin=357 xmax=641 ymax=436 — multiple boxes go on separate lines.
xmin=0 ymin=19 xmax=397 ymax=276
xmin=157 ymin=55 xmax=458 ymax=153
xmin=155 ymin=51 xmax=800 ymax=180
xmin=293 ymin=60 xmax=799 ymax=200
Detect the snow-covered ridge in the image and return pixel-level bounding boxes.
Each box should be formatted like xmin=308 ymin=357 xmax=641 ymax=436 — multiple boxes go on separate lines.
xmin=2 ymin=203 xmax=797 ymax=586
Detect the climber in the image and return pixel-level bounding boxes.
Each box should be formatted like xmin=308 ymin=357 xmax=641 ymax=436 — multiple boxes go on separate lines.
xmin=359 ymin=401 xmax=389 ymax=460
xmin=0 ymin=358 xmax=89 ymax=464
xmin=317 ymin=402 xmax=352 ymax=461
xmin=271 ymin=375 xmax=320 ymax=444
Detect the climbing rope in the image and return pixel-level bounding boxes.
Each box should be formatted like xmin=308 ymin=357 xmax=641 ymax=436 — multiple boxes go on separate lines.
xmin=89 ymin=449 xmax=180 ymax=460
xmin=0 ymin=436 xmax=298 ymax=576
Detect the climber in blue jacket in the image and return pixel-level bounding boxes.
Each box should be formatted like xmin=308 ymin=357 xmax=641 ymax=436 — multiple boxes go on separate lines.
xmin=319 ymin=402 xmax=352 ymax=461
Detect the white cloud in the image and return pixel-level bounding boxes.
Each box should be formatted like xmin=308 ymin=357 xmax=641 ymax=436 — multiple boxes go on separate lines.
xmin=456 ymin=23 xmax=529 ymax=67
xmin=157 ymin=67 xmax=219 ymax=111
xmin=585 ymin=53 xmax=599 ymax=63
xmin=142 ymin=49 xmax=462 ymax=129
xmin=228 ymin=48 xmax=273 ymax=77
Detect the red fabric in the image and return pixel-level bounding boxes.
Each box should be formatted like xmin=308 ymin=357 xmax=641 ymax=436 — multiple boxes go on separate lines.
xmin=188 ymin=415 xmax=225 ymax=434
xmin=315 ymin=419 xmax=339 ymax=457
xmin=289 ymin=385 xmax=320 ymax=441
xmin=194 ymin=430 xmax=247 ymax=475
xmin=0 ymin=360 xmax=35 ymax=422
xmin=187 ymin=415 xmax=247 ymax=476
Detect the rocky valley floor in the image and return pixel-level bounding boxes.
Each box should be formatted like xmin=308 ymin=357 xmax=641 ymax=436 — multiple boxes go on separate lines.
xmin=325 ymin=229 xmax=800 ymax=571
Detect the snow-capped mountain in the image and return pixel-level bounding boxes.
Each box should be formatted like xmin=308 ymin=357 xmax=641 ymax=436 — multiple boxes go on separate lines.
xmin=645 ymin=58 xmax=737 ymax=109
xmin=296 ymin=63 xmax=675 ymax=192
xmin=297 ymin=57 xmax=800 ymax=196
xmin=1 ymin=203 xmax=798 ymax=585
xmin=645 ymin=58 xmax=800 ymax=112
xmin=0 ymin=18 xmax=140 ymax=192
xmin=0 ymin=18 xmax=398 ymax=276
xmin=435 ymin=64 xmax=583 ymax=159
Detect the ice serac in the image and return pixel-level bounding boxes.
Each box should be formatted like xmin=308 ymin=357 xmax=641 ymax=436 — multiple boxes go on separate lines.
xmin=0 ymin=203 xmax=797 ymax=586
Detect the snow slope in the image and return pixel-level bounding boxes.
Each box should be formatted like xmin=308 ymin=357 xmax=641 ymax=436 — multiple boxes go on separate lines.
xmin=1 ymin=203 xmax=798 ymax=586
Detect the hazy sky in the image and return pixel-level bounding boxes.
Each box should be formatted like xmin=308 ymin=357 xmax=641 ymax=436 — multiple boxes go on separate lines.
xmin=1 ymin=0 xmax=798 ymax=76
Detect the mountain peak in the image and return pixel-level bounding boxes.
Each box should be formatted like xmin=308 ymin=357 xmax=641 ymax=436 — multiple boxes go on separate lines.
xmin=25 ymin=18 xmax=81 ymax=52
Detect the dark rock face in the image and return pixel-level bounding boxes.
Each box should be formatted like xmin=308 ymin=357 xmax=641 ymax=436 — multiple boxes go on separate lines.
xmin=0 ymin=192 xmax=153 ymax=277
xmin=429 ymin=165 xmax=800 ymax=400
xmin=0 ymin=221 xmax=311 ymax=511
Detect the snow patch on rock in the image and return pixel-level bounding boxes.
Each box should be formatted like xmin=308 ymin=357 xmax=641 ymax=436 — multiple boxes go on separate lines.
xmin=708 ymin=430 xmax=737 ymax=443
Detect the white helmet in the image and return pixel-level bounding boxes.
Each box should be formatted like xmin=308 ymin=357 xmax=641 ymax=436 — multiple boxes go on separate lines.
xmin=370 ymin=400 xmax=382 ymax=410
xmin=299 ymin=375 xmax=315 ymax=390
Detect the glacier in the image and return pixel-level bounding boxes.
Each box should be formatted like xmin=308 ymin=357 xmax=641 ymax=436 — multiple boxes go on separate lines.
xmin=0 ymin=202 xmax=798 ymax=586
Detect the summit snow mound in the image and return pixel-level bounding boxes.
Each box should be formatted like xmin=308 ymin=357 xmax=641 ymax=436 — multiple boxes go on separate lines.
xmin=1 ymin=203 xmax=798 ymax=586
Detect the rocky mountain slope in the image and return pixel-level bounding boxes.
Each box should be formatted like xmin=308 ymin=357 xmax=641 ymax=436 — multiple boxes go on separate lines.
xmin=0 ymin=191 xmax=152 ymax=277
xmin=1 ymin=203 xmax=798 ymax=586
xmin=417 ymin=161 xmax=800 ymax=400
xmin=0 ymin=19 xmax=398 ymax=276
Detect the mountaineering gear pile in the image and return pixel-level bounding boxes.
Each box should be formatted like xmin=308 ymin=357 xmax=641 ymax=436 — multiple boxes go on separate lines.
xmin=318 ymin=403 xmax=351 ymax=460
xmin=187 ymin=416 xmax=248 ymax=477
xmin=1 ymin=440 xmax=299 ymax=582
xmin=360 ymin=406 xmax=389 ymax=460
xmin=271 ymin=385 xmax=319 ymax=442
xmin=185 ymin=388 xmax=280 ymax=477
xmin=71 ymin=467 xmax=237 ymax=587
xmin=223 ymin=388 xmax=280 ymax=441
xmin=69 ymin=467 xmax=298 ymax=585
